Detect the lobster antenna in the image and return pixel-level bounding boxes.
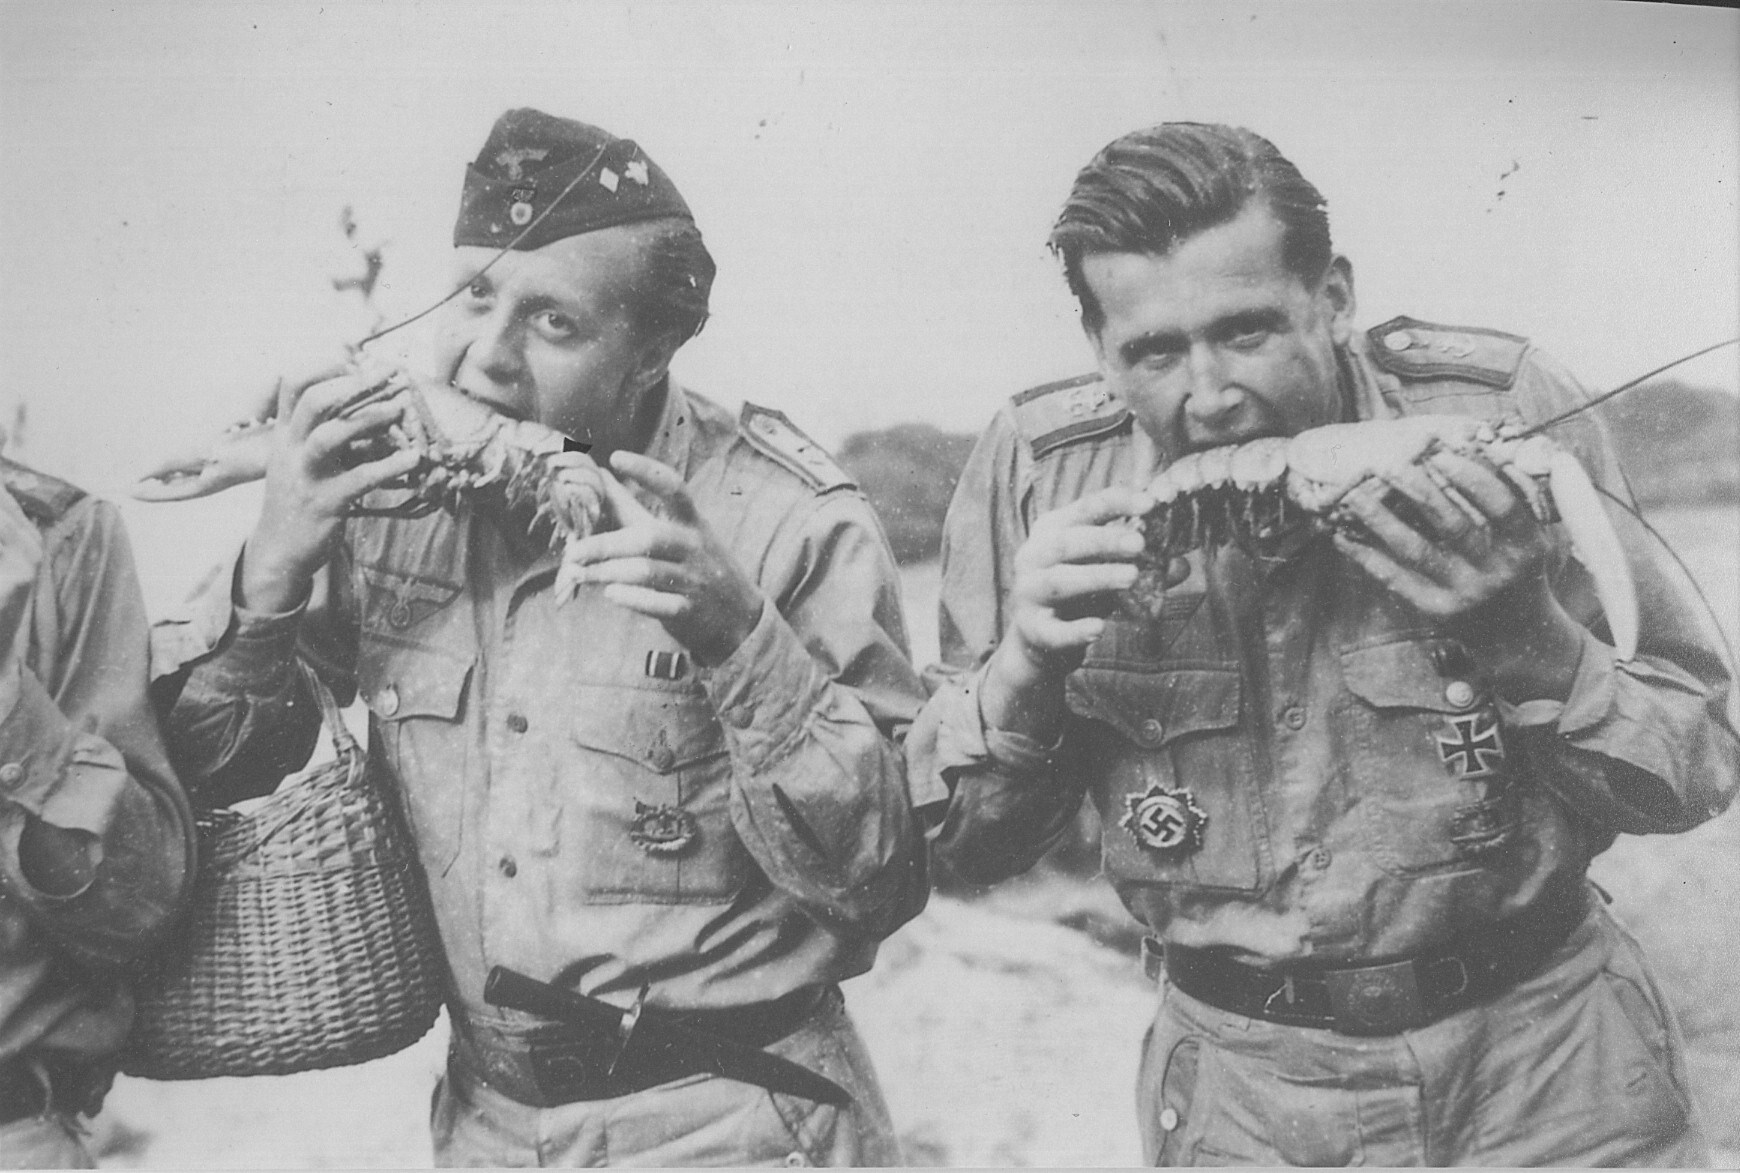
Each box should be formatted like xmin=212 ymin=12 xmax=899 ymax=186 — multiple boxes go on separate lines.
xmin=350 ymin=140 xmax=616 ymax=350
xmin=1522 ymin=337 xmax=1739 ymax=437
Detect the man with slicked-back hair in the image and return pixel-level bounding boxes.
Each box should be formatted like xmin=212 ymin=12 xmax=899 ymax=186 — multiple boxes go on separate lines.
xmin=910 ymin=122 xmax=1734 ymax=1165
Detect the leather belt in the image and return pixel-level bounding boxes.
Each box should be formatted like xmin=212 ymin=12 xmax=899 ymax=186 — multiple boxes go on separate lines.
xmin=454 ymin=984 xmax=835 ymax=1108
xmin=1163 ymin=891 xmax=1589 ymax=1036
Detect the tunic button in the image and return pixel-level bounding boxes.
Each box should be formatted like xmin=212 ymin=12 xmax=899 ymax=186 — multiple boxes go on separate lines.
xmin=783 ymin=1154 xmax=808 ymax=1167
xmin=506 ymin=713 xmax=529 ymax=734
xmin=1159 ymin=1107 xmax=1180 ymax=1132
xmin=1139 ymin=718 xmax=1165 ymax=746
xmin=649 ymin=745 xmax=676 ymax=772
xmin=1282 ymin=705 xmax=1307 ymax=730
xmin=0 ymin=762 xmax=21 ymax=786
xmin=376 ymin=685 xmax=399 ymax=717
xmin=1309 ymin=846 xmax=1332 ymax=870
xmin=1384 ymin=329 xmax=1415 ymax=352
xmin=499 ymin=856 xmax=517 ymax=878
xmin=1444 ymin=681 xmax=1476 ymax=708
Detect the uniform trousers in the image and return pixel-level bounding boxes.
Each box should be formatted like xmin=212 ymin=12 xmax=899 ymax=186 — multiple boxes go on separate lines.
xmin=1139 ymin=896 xmax=1708 ymax=1166
xmin=431 ymin=989 xmax=899 ymax=1167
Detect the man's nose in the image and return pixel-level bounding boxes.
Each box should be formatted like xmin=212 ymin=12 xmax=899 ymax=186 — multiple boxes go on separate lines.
xmin=1183 ymin=345 xmax=1240 ymax=422
xmin=465 ymin=310 xmax=528 ymax=388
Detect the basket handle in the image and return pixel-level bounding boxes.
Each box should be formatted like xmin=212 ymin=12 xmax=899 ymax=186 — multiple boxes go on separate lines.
xmin=297 ymin=658 xmax=362 ymax=759
xmin=230 ymin=661 xmax=366 ymax=857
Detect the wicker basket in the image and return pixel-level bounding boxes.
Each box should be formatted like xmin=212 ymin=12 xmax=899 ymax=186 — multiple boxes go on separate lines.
xmin=121 ymin=664 xmax=447 ymax=1079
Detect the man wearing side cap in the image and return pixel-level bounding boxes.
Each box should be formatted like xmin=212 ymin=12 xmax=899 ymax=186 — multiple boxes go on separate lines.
xmin=154 ymin=109 xmax=924 ymax=1166
xmin=909 ymin=123 xmax=1736 ymax=1164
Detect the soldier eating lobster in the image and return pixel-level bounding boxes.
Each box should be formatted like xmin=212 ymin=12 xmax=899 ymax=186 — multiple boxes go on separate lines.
xmin=908 ymin=122 xmax=1737 ymax=1166
xmin=147 ymin=108 xmax=927 ymax=1167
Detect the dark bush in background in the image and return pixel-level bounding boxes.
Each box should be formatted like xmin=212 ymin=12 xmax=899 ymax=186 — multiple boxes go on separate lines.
xmin=1598 ymin=379 xmax=1739 ymax=508
xmin=836 ymin=423 xmax=978 ymax=565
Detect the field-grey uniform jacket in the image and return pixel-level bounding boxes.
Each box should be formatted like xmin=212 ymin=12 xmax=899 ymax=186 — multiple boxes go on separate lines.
xmin=909 ymin=318 xmax=1738 ymax=965
xmin=157 ymin=381 xmax=928 ymax=1020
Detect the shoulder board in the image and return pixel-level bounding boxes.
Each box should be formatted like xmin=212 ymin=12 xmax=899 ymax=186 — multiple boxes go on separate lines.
xmin=1366 ymin=316 xmax=1529 ymax=389
xmin=1010 ymin=373 xmax=1132 ymax=458
xmin=738 ymin=403 xmax=854 ymax=492
xmin=0 ymin=456 xmax=86 ymax=527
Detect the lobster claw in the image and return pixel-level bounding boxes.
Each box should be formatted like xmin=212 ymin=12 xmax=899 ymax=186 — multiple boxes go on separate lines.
xmin=1544 ymin=447 xmax=1639 ymax=661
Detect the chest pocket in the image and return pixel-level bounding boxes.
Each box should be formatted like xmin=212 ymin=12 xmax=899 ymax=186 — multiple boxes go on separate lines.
xmin=1067 ymin=663 xmax=1269 ymax=894
xmin=355 ymin=564 xmax=475 ymax=875
xmin=564 ymin=678 xmax=748 ymax=905
xmin=1337 ymin=638 xmax=1519 ymax=876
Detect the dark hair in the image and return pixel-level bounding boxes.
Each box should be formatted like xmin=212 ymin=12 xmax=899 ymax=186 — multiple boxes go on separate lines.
xmin=1049 ymin=124 xmax=1332 ymax=332
xmin=630 ymin=218 xmax=716 ymax=345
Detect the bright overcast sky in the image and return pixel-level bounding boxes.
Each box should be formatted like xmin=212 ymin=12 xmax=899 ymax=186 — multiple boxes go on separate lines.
xmin=2 ymin=0 xmax=1736 ymax=515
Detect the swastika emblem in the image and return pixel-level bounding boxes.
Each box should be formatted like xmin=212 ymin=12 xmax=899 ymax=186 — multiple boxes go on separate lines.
xmin=1437 ymin=710 xmax=1506 ymax=778
xmin=1120 ymin=783 xmax=1207 ymax=855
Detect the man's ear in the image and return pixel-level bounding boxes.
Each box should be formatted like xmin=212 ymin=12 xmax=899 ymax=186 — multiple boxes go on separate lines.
xmin=1321 ymin=256 xmax=1356 ymax=346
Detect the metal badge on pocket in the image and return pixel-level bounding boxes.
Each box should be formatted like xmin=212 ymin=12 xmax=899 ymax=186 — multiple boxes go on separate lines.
xmin=1437 ymin=708 xmax=1506 ymax=779
xmin=628 ymin=800 xmax=698 ymax=855
xmin=1121 ymin=783 xmax=1208 ymax=856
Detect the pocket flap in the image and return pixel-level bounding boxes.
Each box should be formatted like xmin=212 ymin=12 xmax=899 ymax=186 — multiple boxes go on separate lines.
xmin=1340 ymin=640 xmax=1464 ymax=712
xmin=569 ymin=683 xmax=726 ymax=772
xmin=358 ymin=643 xmax=474 ymax=722
xmin=1068 ymin=666 xmax=1242 ymax=748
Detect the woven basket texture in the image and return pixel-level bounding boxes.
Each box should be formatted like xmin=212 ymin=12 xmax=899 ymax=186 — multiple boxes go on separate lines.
xmin=121 ymin=669 xmax=447 ymax=1080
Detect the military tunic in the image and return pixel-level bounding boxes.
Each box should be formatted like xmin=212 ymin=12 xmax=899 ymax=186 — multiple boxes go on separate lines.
xmin=158 ymin=382 xmax=925 ymax=1165
xmin=909 ymin=319 xmax=1737 ymax=1164
xmin=1 ymin=460 xmax=194 ymax=1168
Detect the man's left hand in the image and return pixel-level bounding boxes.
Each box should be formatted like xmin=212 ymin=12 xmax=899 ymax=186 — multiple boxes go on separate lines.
xmin=1332 ymin=448 xmax=1584 ymax=699
xmin=561 ymin=451 xmax=765 ymax=666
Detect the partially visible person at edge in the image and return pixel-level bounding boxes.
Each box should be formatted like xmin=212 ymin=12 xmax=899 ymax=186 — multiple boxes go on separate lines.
xmin=909 ymin=122 xmax=1737 ymax=1166
xmin=151 ymin=108 xmax=926 ymax=1167
xmin=0 ymin=434 xmax=195 ymax=1168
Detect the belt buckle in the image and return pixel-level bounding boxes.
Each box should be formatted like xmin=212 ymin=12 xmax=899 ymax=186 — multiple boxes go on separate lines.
xmin=1323 ymin=961 xmax=1425 ymax=1035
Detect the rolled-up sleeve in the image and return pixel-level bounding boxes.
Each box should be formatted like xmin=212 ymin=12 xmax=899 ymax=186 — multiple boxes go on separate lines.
xmin=152 ymin=543 xmax=344 ymax=806
xmin=0 ymin=498 xmax=194 ymax=968
xmin=907 ymin=407 xmax=1088 ymax=881
xmin=704 ymin=489 xmax=929 ymax=935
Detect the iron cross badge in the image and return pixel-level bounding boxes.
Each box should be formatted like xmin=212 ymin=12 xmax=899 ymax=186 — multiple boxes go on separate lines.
xmin=1437 ymin=709 xmax=1506 ymax=779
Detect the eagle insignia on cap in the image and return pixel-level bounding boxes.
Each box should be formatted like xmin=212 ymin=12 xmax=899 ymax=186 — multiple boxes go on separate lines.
xmin=495 ymin=147 xmax=549 ymax=181
xmin=625 ymin=159 xmax=650 ymax=186
xmin=1121 ymin=783 xmax=1207 ymax=856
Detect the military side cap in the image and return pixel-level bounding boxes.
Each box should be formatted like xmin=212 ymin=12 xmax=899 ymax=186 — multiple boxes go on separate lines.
xmin=454 ymin=108 xmax=693 ymax=251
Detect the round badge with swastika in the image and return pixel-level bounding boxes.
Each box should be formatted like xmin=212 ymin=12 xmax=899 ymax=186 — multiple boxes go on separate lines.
xmin=1120 ymin=783 xmax=1208 ymax=855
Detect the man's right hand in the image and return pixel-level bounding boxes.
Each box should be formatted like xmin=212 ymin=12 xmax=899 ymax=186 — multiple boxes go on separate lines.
xmin=979 ymin=486 xmax=1153 ymax=740
xmin=237 ymin=361 xmax=422 ymax=613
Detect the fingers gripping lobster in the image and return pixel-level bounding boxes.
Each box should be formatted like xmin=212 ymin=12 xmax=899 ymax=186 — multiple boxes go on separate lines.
xmin=132 ymin=361 xmax=615 ymax=603
xmin=1128 ymin=415 xmax=1640 ymax=660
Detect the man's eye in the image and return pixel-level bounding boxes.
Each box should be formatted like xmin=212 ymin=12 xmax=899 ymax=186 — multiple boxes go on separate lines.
xmin=535 ymin=311 xmax=578 ymax=339
xmin=464 ymin=279 xmax=491 ymax=302
xmin=1226 ymin=329 xmax=1269 ymax=350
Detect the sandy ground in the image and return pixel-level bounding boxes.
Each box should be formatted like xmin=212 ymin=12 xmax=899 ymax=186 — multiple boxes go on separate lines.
xmin=89 ymin=503 xmax=1740 ymax=1168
